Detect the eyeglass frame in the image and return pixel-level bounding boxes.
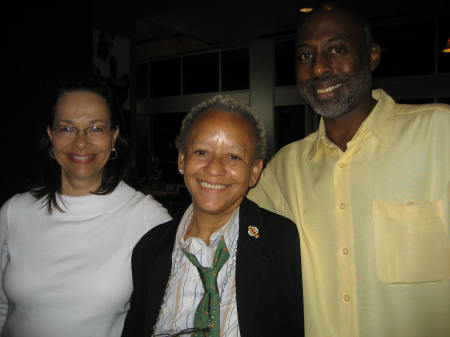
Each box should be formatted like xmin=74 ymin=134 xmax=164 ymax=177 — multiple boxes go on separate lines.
xmin=152 ymin=327 xmax=210 ymax=337
xmin=51 ymin=124 xmax=117 ymax=138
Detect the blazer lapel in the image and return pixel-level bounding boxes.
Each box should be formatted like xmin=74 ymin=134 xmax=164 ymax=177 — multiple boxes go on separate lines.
xmin=236 ymin=199 xmax=270 ymax=336
xmin=144 ymin=221 xmax=178 ymax=333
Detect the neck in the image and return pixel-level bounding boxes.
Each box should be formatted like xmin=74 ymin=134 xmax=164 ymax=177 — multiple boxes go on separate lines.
xmin=323 ymin=96 xmax=377 ymax=151
xmin=61 ymin=174 xmax=103 ymax=196
xmin=185 ymin=208 xmax=235 ymax=246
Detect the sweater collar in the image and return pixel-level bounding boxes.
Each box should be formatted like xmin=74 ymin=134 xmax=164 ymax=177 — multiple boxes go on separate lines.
xmin=53 ymin=181 xmax=134 ymax=216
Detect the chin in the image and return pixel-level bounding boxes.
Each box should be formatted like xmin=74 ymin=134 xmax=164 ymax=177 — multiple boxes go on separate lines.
xmin=196 ymin=202 xmax=224 ymax=213
xmin=315 ymin=106 xmax=348 ymax=119
xmin=194 ymin=200 xmax=237 ymax=216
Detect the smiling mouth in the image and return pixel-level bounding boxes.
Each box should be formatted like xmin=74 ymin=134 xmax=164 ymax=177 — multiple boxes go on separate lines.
xmin=316 ymin=83 xmax=342 ymax=94
xmin=69 ymin=154 xmax=96 ymax=162
xmin=200 ymin=181 xmax=227 ymax=190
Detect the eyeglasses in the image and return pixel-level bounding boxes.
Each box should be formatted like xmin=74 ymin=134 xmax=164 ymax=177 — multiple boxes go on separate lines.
xmin=152 ymin=327 xmax=209 ymax=337
xmin=52 ymin=125 xmax=115 ymax=139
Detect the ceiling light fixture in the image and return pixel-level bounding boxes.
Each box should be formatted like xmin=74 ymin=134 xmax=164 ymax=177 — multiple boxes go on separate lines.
xmin=443 ymin=38 xmax=450 ymax=53
xmin=299 ymin=8 xmax=313 ymax=13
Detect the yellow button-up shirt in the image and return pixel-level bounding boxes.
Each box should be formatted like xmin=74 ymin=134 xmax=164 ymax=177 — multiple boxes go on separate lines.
xmin=248 ymin=89 xmax=450 ymax=337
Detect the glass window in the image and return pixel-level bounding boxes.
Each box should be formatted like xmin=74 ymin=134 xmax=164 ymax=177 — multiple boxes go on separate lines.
xmin=275 ymin=40 xmax=296 ymax=86
xmin=438 ymin=16 xmax=450 ymax=73
xmin=183 ymin=52 xmax=219 ymax=94
xmin=149 ymin=112 xmax=186 ymax=163
xmin=373 ymin=20 xmax=435 ymax=77
xmin=135 ymin=114 xmax=150 ymax=178
xmin=221 ymin=48 xmax=249 ymax=91
xmin=149 ymin=58 xmax=181 ymax=97
xmin=275 ymin=105 xmax=317 ymax=151
xmin=146 ymin=111 xmax=187 ymax=185
xmin=136 ymin=63 xmax=148 ymax=99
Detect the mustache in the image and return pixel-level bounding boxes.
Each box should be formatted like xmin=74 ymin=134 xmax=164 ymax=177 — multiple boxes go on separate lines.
xmin=304 ymin=74 xmax=350 ymax=90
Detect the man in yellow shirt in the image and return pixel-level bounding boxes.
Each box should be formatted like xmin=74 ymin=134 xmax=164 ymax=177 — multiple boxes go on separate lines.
xmin=248 ymin=3 xmax=449 ymax=337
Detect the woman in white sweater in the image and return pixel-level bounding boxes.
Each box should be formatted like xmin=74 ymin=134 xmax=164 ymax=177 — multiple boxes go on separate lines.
xmin=0 ymin=79 xmax=171 ymax=337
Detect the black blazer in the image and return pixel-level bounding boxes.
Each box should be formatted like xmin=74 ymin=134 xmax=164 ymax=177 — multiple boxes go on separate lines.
xmin=122 ymin=198 xmax=304 ymax=337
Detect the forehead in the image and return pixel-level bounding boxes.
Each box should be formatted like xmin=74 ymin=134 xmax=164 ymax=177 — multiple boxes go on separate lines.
xmin=297 ymin=10 xmax=364 ymax=47
xmin=54 ymin=90 xmax=110 ymax=121
xmin=189 ymin=109 xmax=254 ymax=144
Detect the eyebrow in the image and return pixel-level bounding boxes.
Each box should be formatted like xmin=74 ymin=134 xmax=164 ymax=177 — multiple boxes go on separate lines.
xmin=296 ymin=36 xmax=350 ymax=49
xmin=54 ymin=119 xmax=108 ymax=124
xmin=191 ymin=141 xmax=248 ymax=153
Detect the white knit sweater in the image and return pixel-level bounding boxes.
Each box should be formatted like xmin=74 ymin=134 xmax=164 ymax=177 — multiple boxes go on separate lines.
xmin=0 ymin=181 xmax=171 ymax=337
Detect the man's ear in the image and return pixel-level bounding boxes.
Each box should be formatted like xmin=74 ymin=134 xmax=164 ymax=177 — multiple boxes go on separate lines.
xmin=369 ymin=42 xmax=381 ymax=71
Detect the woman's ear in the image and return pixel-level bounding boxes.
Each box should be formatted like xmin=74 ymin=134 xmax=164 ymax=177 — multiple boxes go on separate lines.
xmin=178 ymin=151 xmax=185 ymax=173
xmin=249 ymin=159 xmax=264 ymax=187
xmin=112 ymin=125 xmax=119 ymax=148
xmin=46 ymin=125 xmax=53 ymax=141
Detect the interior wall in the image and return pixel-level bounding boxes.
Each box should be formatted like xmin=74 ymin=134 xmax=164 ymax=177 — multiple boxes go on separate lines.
xmin=249 ymin=42 xmax=275 ymax=158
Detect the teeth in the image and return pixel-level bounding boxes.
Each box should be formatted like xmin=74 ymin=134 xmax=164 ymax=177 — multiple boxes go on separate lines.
xmin=200 ymin=181 xmax=226 ymax=189
xmin=72 ymin=155 xmax=92 ymax=160
xmin=317 ymin=83 xmax=342 ymax=94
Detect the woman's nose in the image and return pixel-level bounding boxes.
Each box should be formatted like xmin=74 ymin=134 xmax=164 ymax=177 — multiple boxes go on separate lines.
xmin=74 ymin=130 xmax=89 ymax=149
xmin=204 ymin=156 xmax=226 ymax=175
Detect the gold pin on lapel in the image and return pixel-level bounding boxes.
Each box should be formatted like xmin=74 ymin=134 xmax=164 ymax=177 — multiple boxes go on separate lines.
xmin=248 ymin=225 xmax=259 ymax=238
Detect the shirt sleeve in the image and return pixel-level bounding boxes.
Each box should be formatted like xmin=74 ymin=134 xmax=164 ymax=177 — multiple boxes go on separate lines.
xmin=247 ymin=157 xmax=295 ymax=223
xmin=0 ymin=198 xmax=12 ymax=331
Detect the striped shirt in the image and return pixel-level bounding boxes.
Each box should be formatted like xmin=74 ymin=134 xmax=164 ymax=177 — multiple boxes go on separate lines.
xmin=153 ymin=205 xmax=241 ymax=337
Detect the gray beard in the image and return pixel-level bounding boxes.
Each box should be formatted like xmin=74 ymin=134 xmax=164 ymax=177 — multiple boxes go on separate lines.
xmin=297 ymin=66 xmax=372 ymax=119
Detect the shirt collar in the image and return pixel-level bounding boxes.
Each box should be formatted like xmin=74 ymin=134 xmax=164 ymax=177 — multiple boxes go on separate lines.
xmin=363 ymin=89 xmax=395 ymax=145
xmin=310 ymin=89 xmax=395 ymax=161
xmin=172 ymin=205 xmax=240 ymax=270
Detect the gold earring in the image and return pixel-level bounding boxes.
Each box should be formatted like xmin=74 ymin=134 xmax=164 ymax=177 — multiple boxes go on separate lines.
xmin=110 ymin=148 xmax=118 ymax=160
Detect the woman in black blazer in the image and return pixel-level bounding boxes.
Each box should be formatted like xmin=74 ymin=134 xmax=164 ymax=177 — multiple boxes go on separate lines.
xmin=122 ymin=95 xmax=303 ymax=337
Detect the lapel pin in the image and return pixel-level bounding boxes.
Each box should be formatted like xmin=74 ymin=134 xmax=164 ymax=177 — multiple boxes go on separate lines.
xmin=248 ymin=225 xmax=260 ymax=238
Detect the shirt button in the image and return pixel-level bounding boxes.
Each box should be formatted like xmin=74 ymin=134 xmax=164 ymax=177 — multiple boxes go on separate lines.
xmin=338 ymin=162 xmax=346 ymax=168
xmin=339 ymin=202 xmax=346 ymax=210
xmin=343 ymin=294 xmax=351 ymax=302
xmin=342 ymin=248 xmax=349 ymax=255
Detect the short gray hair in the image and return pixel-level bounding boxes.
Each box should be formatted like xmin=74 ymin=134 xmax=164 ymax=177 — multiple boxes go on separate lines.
xmin=175 ymin=95 xmax=267 ymax=160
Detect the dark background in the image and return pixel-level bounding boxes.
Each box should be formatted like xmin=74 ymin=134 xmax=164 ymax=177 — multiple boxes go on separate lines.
xmin=3 ymin=1 xmax=449 ymax=207
xmin=4 ymin=3 xmax=93 ymax=205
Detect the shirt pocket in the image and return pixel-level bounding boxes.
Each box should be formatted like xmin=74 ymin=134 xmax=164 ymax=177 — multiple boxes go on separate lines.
xmin=373 ymin=200 xmax=449 ymax=284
